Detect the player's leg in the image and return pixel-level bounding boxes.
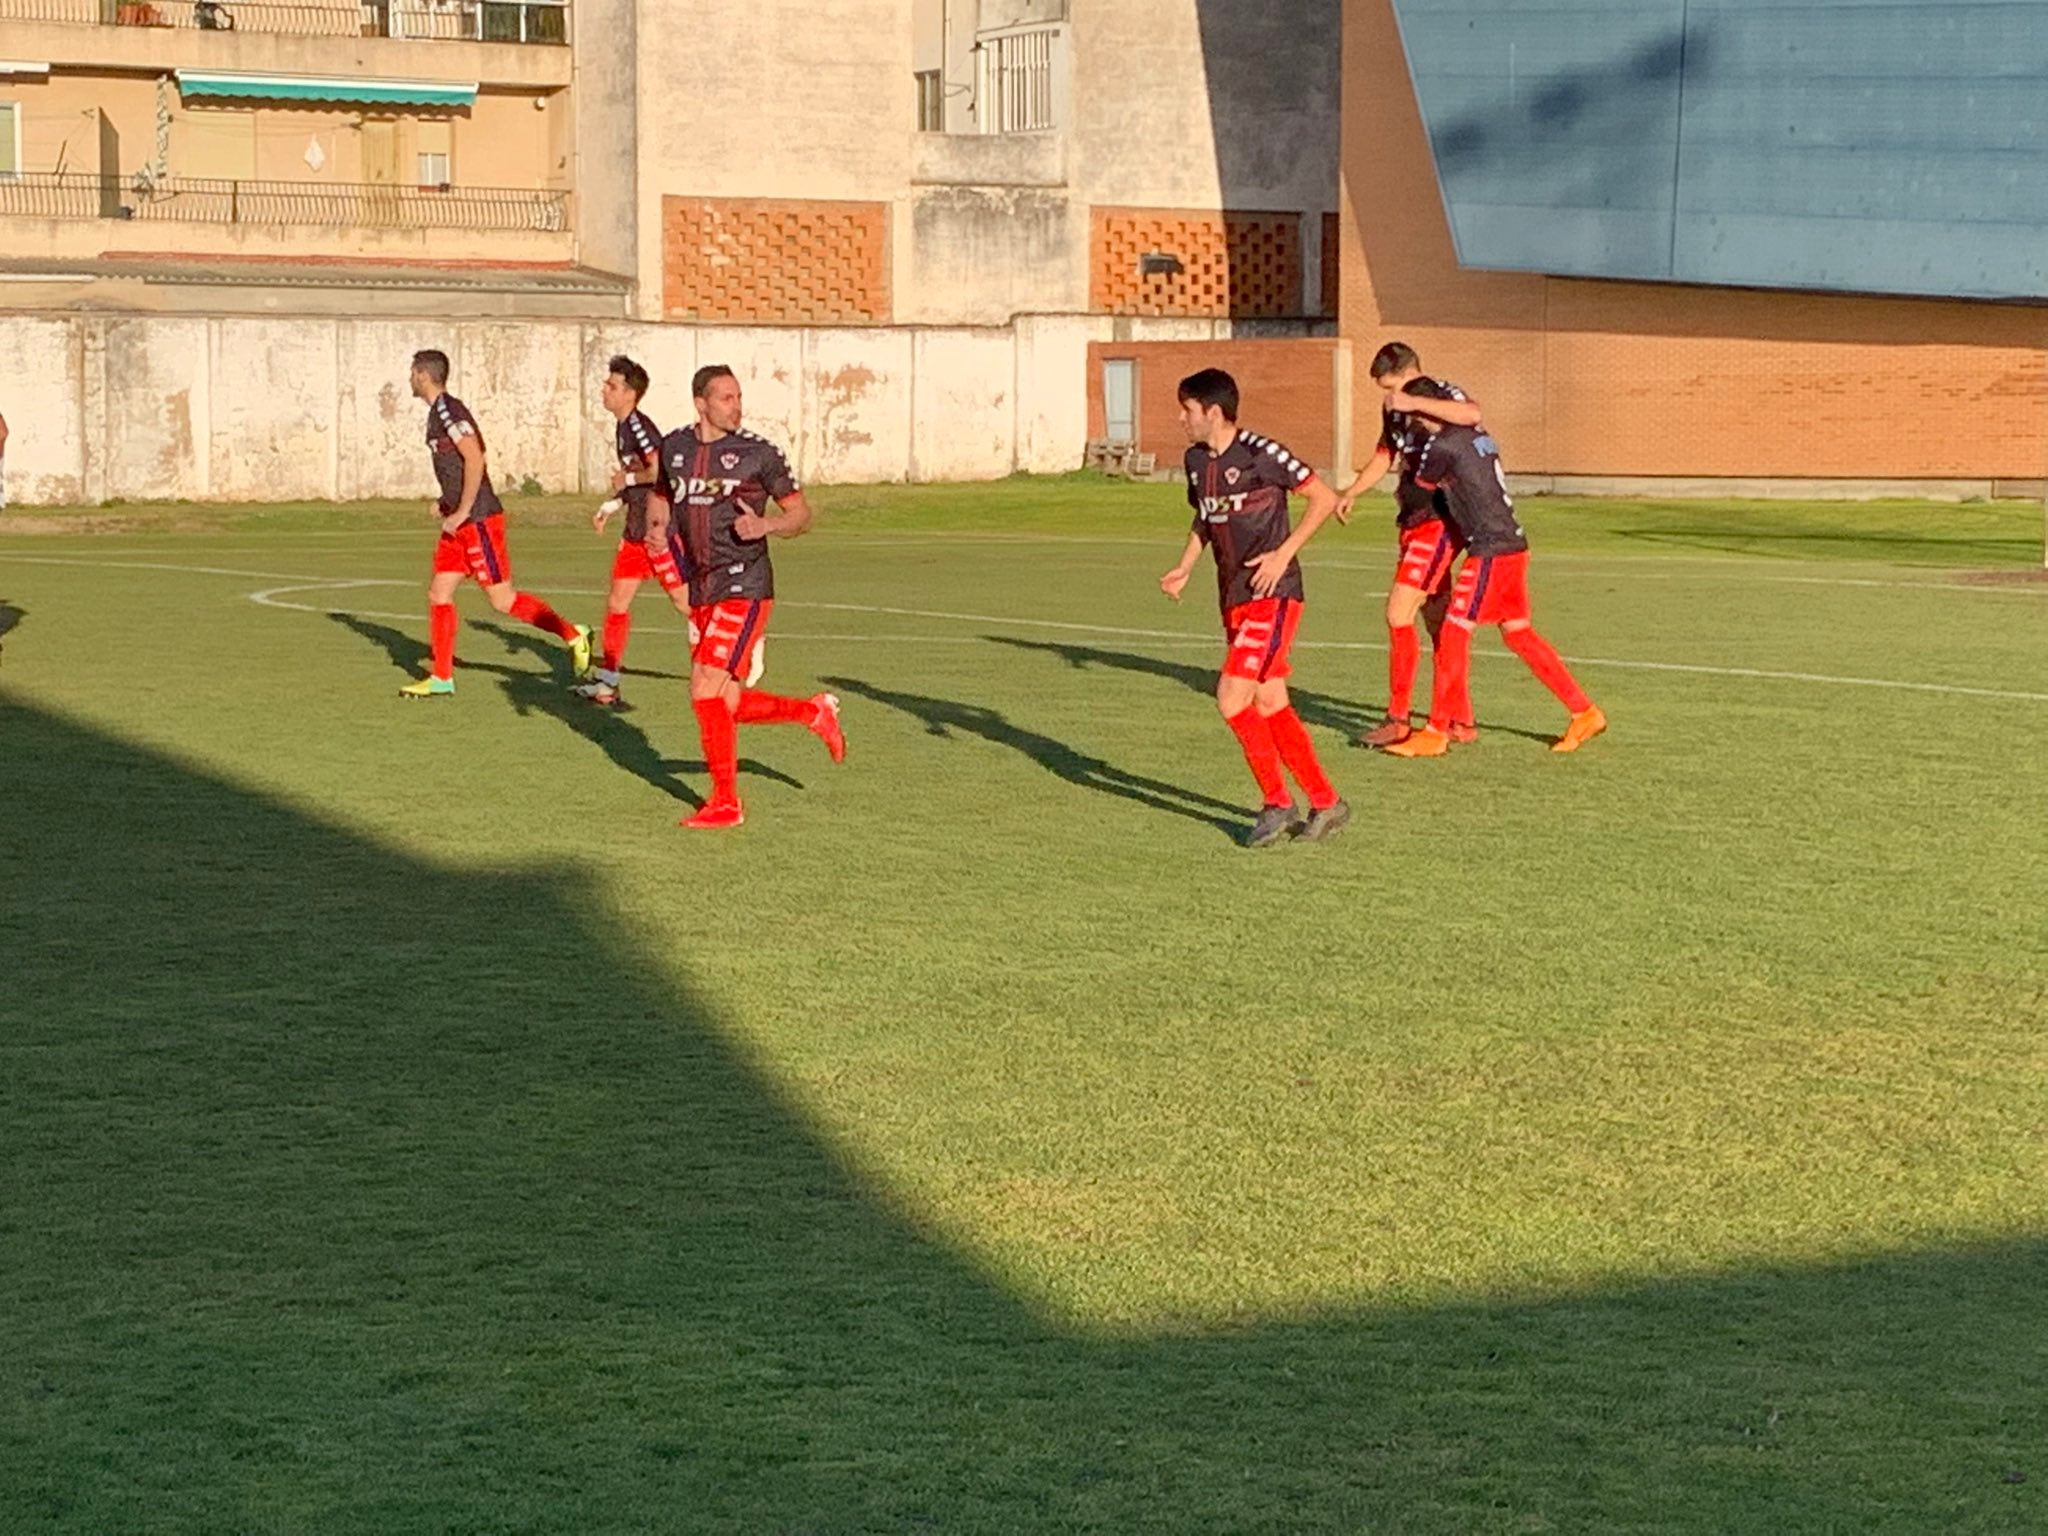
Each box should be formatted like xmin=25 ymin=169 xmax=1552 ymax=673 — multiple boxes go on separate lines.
xmin=686 ymin=645 xmax=746 ymax=827
xmin=1422 ymin=586 xmax=1474 ymax=741
xmin=1385 ymin=555 xmax=1483 ymax=758
xmin=471 ymin=515 xmax=589 ymax=670
xmin=579 ymin=543 xmax=646 ymax=704
xmin=401 ymin=538 xmax=467 ymax=697
xmin=1217 ymin=601 xmax=1301 ymax=845
xmin=717 ymin=601 xmax=844 ymax=761
xmin=1363 ymin=579 xmax=1429 ymax=747
xmin=1500 ymin=617 xmax=1606 ymax=752
xmin=1248 ymin=599 xmax=1344 ymax=834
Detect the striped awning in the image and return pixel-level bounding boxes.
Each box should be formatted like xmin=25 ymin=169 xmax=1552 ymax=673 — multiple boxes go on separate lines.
xmin=175 ymin=72 xmax=478 ymax=107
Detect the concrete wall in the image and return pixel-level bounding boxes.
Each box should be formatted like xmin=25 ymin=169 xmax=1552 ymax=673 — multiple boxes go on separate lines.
xmin=1085 ymin=338 xmax=1351 ymax=474
xmin=0 ymin=310 xmax=1141 ymax=505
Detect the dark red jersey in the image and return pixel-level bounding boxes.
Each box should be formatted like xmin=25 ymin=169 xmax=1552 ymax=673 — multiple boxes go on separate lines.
xmin=1380 ymin=377 xmax=1469 ymax=529
xmin=658 ymin=425 xmax=801 ymax=606
xmin=1414 ymin=426 xmax=1528 ymax=557
xmin=425 ymin=393 xmax=502 ymax=522
xmin=615 ymin=407 xmax=662 ymax=542
xmin=1183 ymin=429 xmax=1315 ymax=613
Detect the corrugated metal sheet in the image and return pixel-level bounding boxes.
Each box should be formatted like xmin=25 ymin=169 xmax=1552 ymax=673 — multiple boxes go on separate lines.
xmin=1391 ymin=0 xmax=2048 ymax=299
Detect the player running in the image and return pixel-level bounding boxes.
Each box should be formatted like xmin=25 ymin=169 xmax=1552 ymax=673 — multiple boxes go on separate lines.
xmin=649 ymin=365 xmax=845 ymax=829
xmin=1334 ymin=341 xmax=1486 ymax=748
xmin=573 ymin=354 xmax=693 ymax=707
xmin=1382 ymin=379 xmax=1605 ymax=757
xmin=1160 ymin=368 xmax=1350 ymax=848
xmin=399 ymin=350 xmax=589 ymax=699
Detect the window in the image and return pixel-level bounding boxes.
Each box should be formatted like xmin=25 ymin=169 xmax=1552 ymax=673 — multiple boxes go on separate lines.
xmin=416 ymin=119 xmax=451 ymax=187
xmin=915 ymin=69 xmax=943 ymax=132
xmin=177 ymin=109 xmax=256 ymax=181
xmin=0 ymin=103 xmax=19 ymax=180
xmin=981 ymin=26 xmax=1057 ymax=133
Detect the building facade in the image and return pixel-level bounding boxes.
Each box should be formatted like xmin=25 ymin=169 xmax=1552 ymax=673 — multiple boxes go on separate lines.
xmin=0 ymin=0 xmax=1343 ymax=500
xmin=1338 ymin=0 xmax=2048 ymax=491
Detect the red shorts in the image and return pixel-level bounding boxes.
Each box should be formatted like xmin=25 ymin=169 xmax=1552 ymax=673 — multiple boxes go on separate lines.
xmin=1222 ymin=597 xmax=1303 ymax=683
xmin=1447 ymin=550 xmax=1532 ymax=628
xmin=610 ymin=529 xmax=686 ymax=589
xmin=1394 ymin=518 xmax=1461 ymax=596
xmin=692 ymin=598 xmax=772 ymax=677
xmin=432 ymin=513 xmax=512 ymax=586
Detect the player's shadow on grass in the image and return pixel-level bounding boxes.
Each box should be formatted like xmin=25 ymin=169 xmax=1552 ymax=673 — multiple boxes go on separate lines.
xmin=984 ymin=635 xmax=1557 ymax=745
xmin=0 ymin=598 xmax=22 ymax=662
xmin=5 ymin=693 xmax=2045 ymax=1531
xmin=494 ymin=672 xmax=803 ymax=808
xmin=472 ymin=618 xmax=687 ymax=685
xmin=822 ymin=674 xmax=1248 ymax=840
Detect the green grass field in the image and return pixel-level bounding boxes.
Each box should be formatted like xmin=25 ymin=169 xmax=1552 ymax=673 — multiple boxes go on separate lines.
xmin=3 ymin=479 xmax=2046 ymax=1532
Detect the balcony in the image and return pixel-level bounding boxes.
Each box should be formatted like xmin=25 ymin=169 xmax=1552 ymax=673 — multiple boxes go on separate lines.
xmin=0 ymin=170 xmax=567 ymax=229
xmin=0 ymin=0 xmax=567 ymax=44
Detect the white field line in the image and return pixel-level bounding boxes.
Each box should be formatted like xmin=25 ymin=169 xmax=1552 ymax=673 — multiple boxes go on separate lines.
xmin=5 ymin=555 xmax=2043 ymax=704
xmin=241 ymin=577 xmax=2048 ymax=705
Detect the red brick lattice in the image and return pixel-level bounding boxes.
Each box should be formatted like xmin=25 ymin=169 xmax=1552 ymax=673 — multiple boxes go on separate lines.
xmin=1091 ymin=208 xmax=1303 ymax=318
xmin=662 ymin=197 xmax=890 ymax=324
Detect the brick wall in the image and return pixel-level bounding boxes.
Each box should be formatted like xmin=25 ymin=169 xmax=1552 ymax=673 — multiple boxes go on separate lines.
xmin=1086 ymin=338 xmax=1344 ymax=471
xmin=1091 ymin=208 xmax=1304 ymax=318
xmin=1339 ymin=0 xmax=2048 ymax=480
xmin=663 ymin=196 xmax=890 ymax=325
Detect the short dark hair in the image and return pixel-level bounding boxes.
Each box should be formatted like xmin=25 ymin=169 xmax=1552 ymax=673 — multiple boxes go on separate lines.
xmin=1402 ymin=375 xmax=1450 ymax=400
xmin=1369 ymin=341 xmax=1420 ymax=379
xmin=692 ymin=364 xmax=737 ymax=399
xmin=607 ymin=354 xmax=649 ymax=400
xmin=411 ymin=349 xmax=450 ymax=386
xmin=1176 ymin=367 xmax=1239 ymax=422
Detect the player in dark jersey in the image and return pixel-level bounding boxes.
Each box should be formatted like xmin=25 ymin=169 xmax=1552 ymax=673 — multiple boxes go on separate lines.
xmin=573 ymin=355 xmax=694 ymax=707
xmin=1160 ymin=368 xmax=1350 ymax=847
xmin=647 ymin=364 xmax=845 ymax=829
xmin=1335 ymin=342 xmax=1488 ymax=748
xmin=1383 ymin=381 xmax=1606 ymax=756
xmin=399 ymin=349 xmax=590 ymax=699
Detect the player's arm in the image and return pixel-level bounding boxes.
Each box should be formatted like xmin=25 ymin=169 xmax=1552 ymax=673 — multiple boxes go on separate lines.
xmin=1335 ymin=443 xmax=1394 ymax=523
xmin=1384 ymin=388 xmax=1483 ymax=428
xmin=441 ymin=432 xmax=486 ymax=533
xmin=1160 ymin=529 xmax=1204 ymax=601
xmin=733 ymin=488 xmax=813 ymax=541
xmin=1246 ymin=474 xmax=1340 ymax=598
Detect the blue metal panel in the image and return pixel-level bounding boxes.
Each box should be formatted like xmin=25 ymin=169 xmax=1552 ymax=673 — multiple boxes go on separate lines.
xmin=1390 ymin=0 xmax=2048 ymax=299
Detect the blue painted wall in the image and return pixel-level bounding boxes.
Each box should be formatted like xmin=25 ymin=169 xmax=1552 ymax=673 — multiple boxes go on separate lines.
xmin=1391 ymin=0 xmax=2048 ymax=300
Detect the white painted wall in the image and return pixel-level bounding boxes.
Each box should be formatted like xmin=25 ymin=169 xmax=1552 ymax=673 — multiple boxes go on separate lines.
xmin=0 ymin=312 xmax=1124 ymax=505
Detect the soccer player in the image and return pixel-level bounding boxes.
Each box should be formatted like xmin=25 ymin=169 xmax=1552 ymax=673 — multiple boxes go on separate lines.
xmin=399 ymin=350 xmax=590 ymax=699
xmin=1160 ymin=368 xmax=1350 ymax=848
xmin=649 ymin=365 xmax=845 ymax=829
xmin=1334 ymin=341 xmax=1486 ymax=748
xmin=573 ymin=354 xmax=692 ymax=707
xmin=1382 ymin=379 xmax=1606 ymax=757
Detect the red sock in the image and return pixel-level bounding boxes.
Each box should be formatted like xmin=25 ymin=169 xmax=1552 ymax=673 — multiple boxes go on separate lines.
xmin=1265 ymin=706 xmax=1339 ymax=811
xmin=692 ymin=696 xmax=739 ymax=804
xmin=510 ymin=591 xmax=577 ymax=642
xmin=1429 ymin=623 xmax=1474 ymax=732
xmin=601 ymin=610 xmax=631 ymax=673
xmin=1505 ymin=627 xmax=1590 ymax=713
xmin=429 ymin=601 xmax=457 ymax=681
xmin=1225 ymin=707 xmax=1289 ymax=807
xmin=1387 ymin=624 xmax=1421 ymax=719
xmin=1433 ymin=624 xmax=1474 ymax=726
xmin=735 ymin=690 xmax=816 ymax=726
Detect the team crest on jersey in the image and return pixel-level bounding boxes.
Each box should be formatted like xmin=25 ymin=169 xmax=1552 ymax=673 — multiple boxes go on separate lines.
xmin=1224 ymin=466 xmax=1241 ymax=486
xmin=721 ymin=452 xmax=740 ymax=471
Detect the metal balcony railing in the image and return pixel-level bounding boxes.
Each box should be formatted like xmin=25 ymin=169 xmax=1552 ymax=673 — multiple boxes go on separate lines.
xmin=0 ymin=172 xmax=569 ymax=231
xmin=0 ymin=0 xmax=568 ymax=44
